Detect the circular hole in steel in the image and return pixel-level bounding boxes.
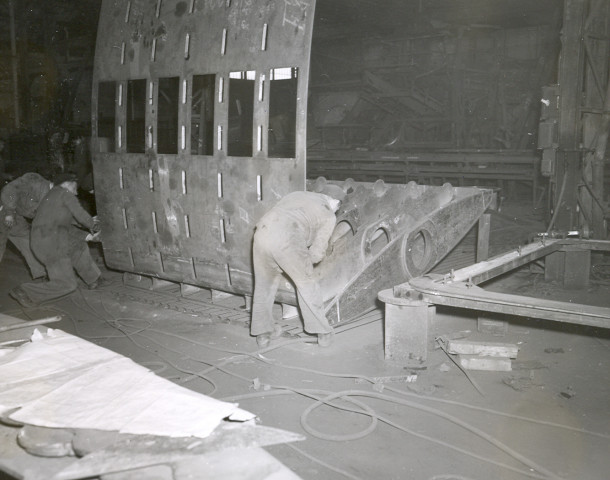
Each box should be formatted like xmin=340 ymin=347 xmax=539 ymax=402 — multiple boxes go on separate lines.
xmin=406 ymin=229 xmax=433 ymax=273
xmin=367 ymin=227 xmax=390 ymax=257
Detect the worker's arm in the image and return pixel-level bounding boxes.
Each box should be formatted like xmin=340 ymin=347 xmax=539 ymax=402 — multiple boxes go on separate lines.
xmin=64 ymin=191 xmax=95 ymax=231
xmin=309 ymin=214 xmax=337 ymax=264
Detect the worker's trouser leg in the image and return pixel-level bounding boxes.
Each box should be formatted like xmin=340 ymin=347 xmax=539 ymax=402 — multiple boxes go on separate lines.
xmin=251 ymin=240 xmax=282 ymax=336
xmin=9 ymin=227 xmax=46 ymax=279
xmin=276 ymin=247 xmax=332 ymax=335
xmin=0 ymin=225 xmax=8 ymax=264
xmin=0 ymin=216 xmax=46 ymax=278
xmin=21 ymin=256 xmax=78 ymax=304
xmin=71 ymin=244 xmax=101 ymax=285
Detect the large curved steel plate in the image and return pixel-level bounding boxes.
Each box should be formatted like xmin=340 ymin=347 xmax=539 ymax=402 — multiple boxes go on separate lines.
xmin=92 ymin=0 xmax=316 ymax=294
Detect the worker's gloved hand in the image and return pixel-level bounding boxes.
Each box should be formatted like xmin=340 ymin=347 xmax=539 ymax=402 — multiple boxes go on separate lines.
xmin=4 ymin=215 xmax=15 ymax=228
xmin=310 ymin=250 xmax=325 ymax=265
xmin=91 ymin=221 xmax=101 ymax=233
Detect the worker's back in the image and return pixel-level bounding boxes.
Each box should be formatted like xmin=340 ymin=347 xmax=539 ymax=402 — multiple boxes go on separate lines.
xmin=257 ymin=191 xmax=335 ymax=248
xmin=0 ymin=173 xmax=51 ymax=219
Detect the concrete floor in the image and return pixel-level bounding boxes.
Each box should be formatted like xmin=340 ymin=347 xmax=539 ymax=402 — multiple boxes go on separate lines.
xmin=0 ymin=197 xmax=609 ymax=480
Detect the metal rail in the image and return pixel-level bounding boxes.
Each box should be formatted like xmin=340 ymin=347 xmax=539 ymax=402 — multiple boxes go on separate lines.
xmin=383 ymin=238 xmax=610 ymax=329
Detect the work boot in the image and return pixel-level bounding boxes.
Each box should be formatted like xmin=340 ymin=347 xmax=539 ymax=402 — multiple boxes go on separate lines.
xmin=256 ymin=333 xmax=271 ymax=348
xmin=9 ymin=287 xmax=37 ymax=308
xmin=256 ymin=324 xmax=283 ymax=348
xmin=317 ymin=332 xmax=334 ymax=347
xmin=87 ymin=276 xmax=112 ymax=290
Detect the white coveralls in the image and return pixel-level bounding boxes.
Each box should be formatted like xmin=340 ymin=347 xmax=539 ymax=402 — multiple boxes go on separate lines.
xmin=250 ymin=191 xmax=336 ymax=337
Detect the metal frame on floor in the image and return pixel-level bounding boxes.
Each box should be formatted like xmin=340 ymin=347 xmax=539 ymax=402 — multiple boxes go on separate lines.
xmin=379 ymin=237 xmax=610 ymax=363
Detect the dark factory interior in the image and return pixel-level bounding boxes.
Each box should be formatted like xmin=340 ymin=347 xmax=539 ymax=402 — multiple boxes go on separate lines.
xmin=0 ymin=1 xmax=608 ymax=479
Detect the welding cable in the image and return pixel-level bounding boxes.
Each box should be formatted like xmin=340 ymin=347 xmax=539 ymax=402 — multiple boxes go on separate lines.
xmin=109 ymin=319 xmax=221 ymax=394
xmin=132 ymin=330 xmax=251 ymax=388
xmin=435 ymin=337 xmax=485 ymax=397
xmin=145 ymin=325 xmax=610 ymax=441
xmin=299 ymin=390 xmax=564 ymax=480
xmin=137 ymin=328 xmax=312 ymax=384
xmin=222 ymin=388 xmax=547 ymax=480
xmin=429 ymin=476 xmax=476 ymax=480
xmin=285 ymin=444 xmax=363 ymax=480
xmin=76 ymin=292 xmax=221 ymax=392
xmin=45 ymin=304 xmax=566 ymax=480
xmin=49 ymin=298 xmax=600 ymax=478
xmin=300 ymin=393 xmax=378 ymax=441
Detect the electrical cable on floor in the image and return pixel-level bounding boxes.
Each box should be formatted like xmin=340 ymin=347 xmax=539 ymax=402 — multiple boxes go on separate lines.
xmin=285 ymin=444 xmax=363 ymax=480
xmin=62 ymin=293 xmax=601 ymax=478
xmin=435 ymin=336 xmax=485 ymax=397
xmin=119 ymin=329 xmax=561 ymax=480
xmin=143 ymin=324 xmax=610 ymax=440
xmin=221 ymin=388 xmax=547 ymax=480
xmin=76 ymin=292 xmax=220 ymax=392
xmin=113 ymin=326 xmax=559 ymax=478
xmin=70 ymin=295 xmax=361 ymax=480
xmin=429 ymin=476 xmax=476 ymax=480
xmin=302 ymin=390 xmax=563 ymax=480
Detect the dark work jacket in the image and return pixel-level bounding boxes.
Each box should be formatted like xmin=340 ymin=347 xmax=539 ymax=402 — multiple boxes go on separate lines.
xmin=0 ymin=172 xmax=51 ymax=219
xmin=31 ymin=186 xmax=94 ymax=259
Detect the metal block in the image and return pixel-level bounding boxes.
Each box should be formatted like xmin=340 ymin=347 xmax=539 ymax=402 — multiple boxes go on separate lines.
xmin=541 ymin=148 xmax=556 ymax=177
xmin=537 ymin=121 xmax=557 ymax=149
xmin=546 ymin=248 xmax=590 ymax=289
xmin=180 ymin=283 xmax=205 ymax=297
xmin=123 ymin=272 xmax=153 ymax=289
xmin=381 ymin=291 xmax=435 ymax=365
xmin=545 ymin=250 xmax=565 ymax=282
xmin=563 ymin=248 xmax=590 ymax=289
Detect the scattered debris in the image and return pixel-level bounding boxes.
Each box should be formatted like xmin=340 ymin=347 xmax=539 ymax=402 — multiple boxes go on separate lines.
xmin=502 ymin=373 xmax=535 ymax=391
xmin=355 ymin=375 xmax=417 ymax=384
xmin=433 ymin=330 xmax=471 ymax=349
xmin=406 ymin=384 xmax=437 ymax=395
xmin=403 ymin=365 xmax=428 ymax=371
xmin=544 ymin=347 xmax=565 ymax=354
xmin=560 ymin=386 xmax=576 ymax=399
xmin=512 ymin=360 xmax=547 ymax=370
xmin=447 ymin=339 xmax=518 ymax=358
xmin=459 ymin=355 xmax=512 ymax=372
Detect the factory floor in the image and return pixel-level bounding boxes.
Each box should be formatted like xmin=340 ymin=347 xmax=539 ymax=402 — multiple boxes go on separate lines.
xmin=0 ymin=195 xmax=609 ymax=480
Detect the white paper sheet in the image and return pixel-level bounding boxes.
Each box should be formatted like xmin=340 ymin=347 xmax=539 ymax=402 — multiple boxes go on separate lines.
xmin=1 ymin=329 xmax=254 ymax=438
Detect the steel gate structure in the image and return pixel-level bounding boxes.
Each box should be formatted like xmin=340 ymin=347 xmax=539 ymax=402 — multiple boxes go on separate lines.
xmin=92 ymin=0 xmax=314 ymax=296
xmin=91 ymin=0 xmax=496 ymax=324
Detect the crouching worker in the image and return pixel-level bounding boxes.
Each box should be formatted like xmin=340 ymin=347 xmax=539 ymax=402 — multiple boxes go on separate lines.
xmin=250 ymin=186 xmax=345 ymax=348
xmin=0 ymin=172 xmax=53 ymax=279
xmin=10 ymin=173 xmax=104 ymax=308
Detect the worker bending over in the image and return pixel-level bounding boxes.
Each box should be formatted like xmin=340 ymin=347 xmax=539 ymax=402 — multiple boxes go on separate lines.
xmin=10 ymin=173 xmax=103 ymax=308
xmin=250 ymin=186 xmax=345 ymax=348
xmin=0 ymin=172 xmax=53 ymax=279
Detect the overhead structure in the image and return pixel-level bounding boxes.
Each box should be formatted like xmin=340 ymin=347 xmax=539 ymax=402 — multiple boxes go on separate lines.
xmin=541 ymin=0 xmax=610 ymax=238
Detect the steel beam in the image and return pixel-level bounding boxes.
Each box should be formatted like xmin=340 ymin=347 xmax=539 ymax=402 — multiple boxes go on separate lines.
xmin=380 ymin=239 xmax=610 ymax=331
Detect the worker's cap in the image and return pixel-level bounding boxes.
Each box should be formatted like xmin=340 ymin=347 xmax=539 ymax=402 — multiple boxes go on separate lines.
xmin=319 ymin=184 xmax=346 ymax=202
xmin=53 ymin=172 xmax=77 ymax=185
